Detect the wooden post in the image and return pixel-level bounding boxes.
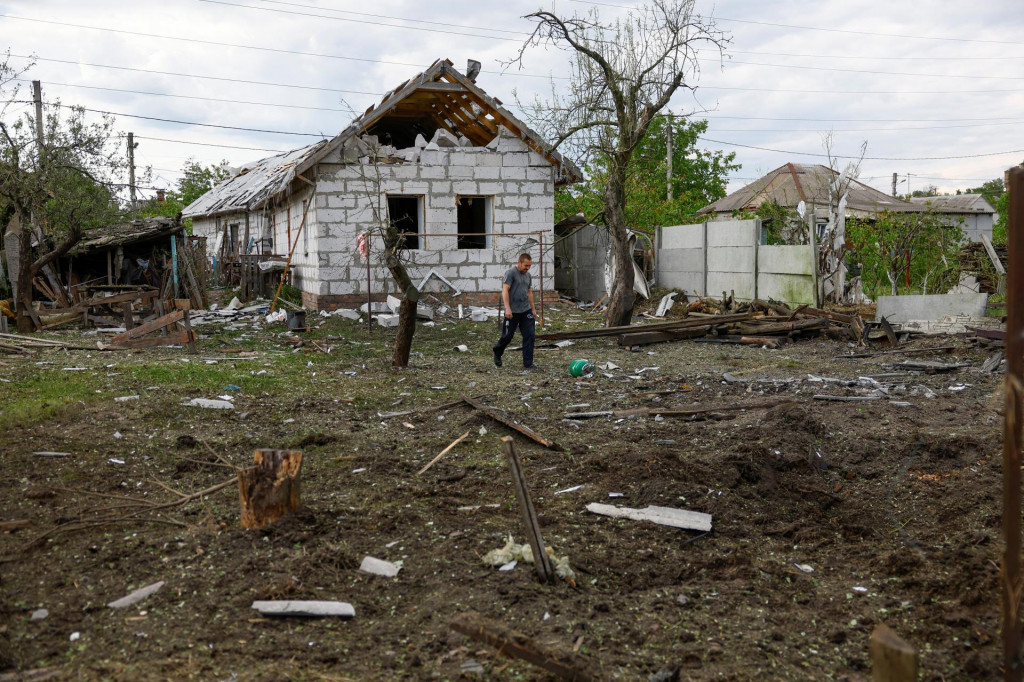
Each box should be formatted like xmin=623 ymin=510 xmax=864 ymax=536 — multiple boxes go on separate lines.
xmin=1004 ymin=164 xmax=1024 ymax=682
xmin=182 ymin=309 xmax=197 ymax=354
xmin=238 ymin=449 xmax=303 ymax=529
xmin=501 ymin=436 xmax=556 ymax=584
xmin=870 ymin=624 xmax=917 ymax=682
xmin=121 ymin=302 xmax=134 ymax=330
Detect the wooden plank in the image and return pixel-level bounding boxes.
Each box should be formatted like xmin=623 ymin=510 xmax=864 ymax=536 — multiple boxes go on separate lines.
xmin=879 ymin=316 xmax=899 ymax=347
xmin=414 ymin=82 xmax=470 ymax=93
xmin=0 ymin=519 xmax=31 ymax=531
xmin=110 ymin=309 xmax=184 ymax=343
xmin=981 ymin=232 xmax=1006 ymax=275
xmin=616 ymin=326 xmax=710 ymax=346
xmin=796 ymin=306 xmax=856 ymax=324
xmin=564 ymin=399 xmax=793 ymax=420
xmin=182 ymin=309 xmax=198 ymax=354
xmin=450 ymin=612 xmax=596 ymax=682
xmin=110 ymin=329 xmax=193 ymax=349
xmin=737 ymin=317 xmax=827 ymax=335
xmin=463 ymin=395 xmax=562 ymax=451
xmin=502 ymin=436 xmax=556 ymax=584
xmin=870 ymin=624 xmax=917 ymax=682
xmin=538 ymin=312 xmax=753 ymax=342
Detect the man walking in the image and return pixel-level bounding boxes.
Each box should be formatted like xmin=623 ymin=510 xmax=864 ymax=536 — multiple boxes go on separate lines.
xmin=493 ymin=253 xmax=539 ymax=370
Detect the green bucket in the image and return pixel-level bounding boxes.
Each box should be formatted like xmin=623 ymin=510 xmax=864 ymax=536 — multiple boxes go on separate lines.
xmin=568 ymin=359 xmax=594 ymax=377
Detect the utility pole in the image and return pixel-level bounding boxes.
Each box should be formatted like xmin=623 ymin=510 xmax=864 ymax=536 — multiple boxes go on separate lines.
xmin=665 ymin=118 xmax=674 ymax=201
xmin=892 ymin=172 xmax=898 ymax=198
xmin=31 ymin=80 xmax=44 ymax=166
xmin=127 ymin=132 xmax=137 ymax=217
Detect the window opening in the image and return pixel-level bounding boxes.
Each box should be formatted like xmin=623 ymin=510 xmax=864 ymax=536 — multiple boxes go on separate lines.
xmin=457 ymin=196 xmax=489 ymax=249
xmin=387 ymin=195 xmax=421 ymax=250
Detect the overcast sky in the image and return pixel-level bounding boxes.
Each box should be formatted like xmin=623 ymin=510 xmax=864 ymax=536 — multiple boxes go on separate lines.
xmin=2 ymin=0 xmax=1022 ymax=204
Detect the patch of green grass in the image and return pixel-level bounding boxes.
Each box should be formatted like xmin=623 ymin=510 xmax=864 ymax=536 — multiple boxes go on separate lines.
xmin=1 ymin=370 xmax=105 ymax=426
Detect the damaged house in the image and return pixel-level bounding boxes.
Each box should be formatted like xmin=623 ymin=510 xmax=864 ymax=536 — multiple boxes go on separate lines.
xmin=183 ymin=59 xmax=582 ymax=310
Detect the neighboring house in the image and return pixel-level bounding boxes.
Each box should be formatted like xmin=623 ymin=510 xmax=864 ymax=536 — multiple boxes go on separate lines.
xmin=908 ymin=193 xmax=996 ymax=243
xmin=182 ymin=58 xmax=581 ymax=310
xmin=697 ymin=163 xmax=922 ymax=237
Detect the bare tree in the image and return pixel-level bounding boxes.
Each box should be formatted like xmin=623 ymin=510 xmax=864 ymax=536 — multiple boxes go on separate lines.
xmin=513 ymin=1 xmax=727 ymax=326
xmin=816 ymin=132 xmax=867 ymax=304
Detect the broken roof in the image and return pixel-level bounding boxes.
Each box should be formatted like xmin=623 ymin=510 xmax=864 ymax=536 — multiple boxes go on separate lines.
xmin=909 ymin=193 xmax=997 ymax=214
xmin=698 ymin=163 xmax=923 ymax=216
xmin=184 ymin=59 xmax=582 ymax=219
xmin=71 ymin=216 xmax=184 ymax=255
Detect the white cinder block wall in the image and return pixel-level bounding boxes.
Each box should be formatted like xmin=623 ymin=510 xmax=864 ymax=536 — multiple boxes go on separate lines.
xmin=306 ymin=132 xmax=556 ymax=309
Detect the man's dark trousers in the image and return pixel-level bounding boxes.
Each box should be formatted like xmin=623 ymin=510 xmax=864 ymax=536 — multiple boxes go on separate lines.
xmin=493 ymin=311 xmax=535 ymax=367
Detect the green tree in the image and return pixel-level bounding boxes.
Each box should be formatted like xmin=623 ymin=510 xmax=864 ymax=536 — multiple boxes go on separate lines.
xmin=139 ymin=158 xmax=231 ymax=223
xmin=556 ymin=116 xmax=737 ymax=231
xmin=847 ymin=209 xmax=964 ymax=298
xmin=517 ymin=0 xmax=727 ymax=327
xmin=0 ymin=57 xmax=129 ymax=330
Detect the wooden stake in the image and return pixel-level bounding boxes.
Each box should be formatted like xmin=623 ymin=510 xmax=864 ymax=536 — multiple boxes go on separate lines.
xmin=238 ymin=449 xmax=303 ymax=529
xmin=451 ymin=612 xmax=595 ymax=682
xmin=870 ymin=624 xmax=917 ymax=682
xmin=417 ymin=431 xmax=470 ymax=475
xmin=464 ymin=395 xmax=561 ymax=451
xmin=502 ymin=436 xmax=555 ymax=584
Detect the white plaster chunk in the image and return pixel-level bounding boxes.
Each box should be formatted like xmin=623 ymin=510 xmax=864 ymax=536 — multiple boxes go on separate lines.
xmin=252 ymin=600 xmax=355 ymax=619
xmin=375 ymin=314 xmax=400 ymax=327
xmin=586 ymin=503 xmax=712 ymax=532
xmin=108 ymin=581 xmax=165 ymax=609
xmin=430 ymin=129 xmax=459 ymax=148
xmin=414 ymin=133 xmax=428 ymax=149
xmin=186 ymin=398 xmax=235 ymax=410
xmin=359 ymin=556 xmax=402 ymax=578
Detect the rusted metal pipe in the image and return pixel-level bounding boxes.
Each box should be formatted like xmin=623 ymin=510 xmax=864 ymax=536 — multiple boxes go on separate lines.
xmin=1004 ymin=165 xmax=1024 ymax=682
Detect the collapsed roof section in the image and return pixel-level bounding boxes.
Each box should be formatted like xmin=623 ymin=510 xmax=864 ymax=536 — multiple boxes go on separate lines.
xmin=183 ymin=58 xmax=582 ymax=219
xmin=70 ymin=216 xmax=185 ymax=256
xmin=698 ymin=163 xmax=924 ymax=217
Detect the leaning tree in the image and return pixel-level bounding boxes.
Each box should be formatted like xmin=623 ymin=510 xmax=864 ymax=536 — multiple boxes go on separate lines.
xmin=514 ymin=1 xmax=728 ymax=326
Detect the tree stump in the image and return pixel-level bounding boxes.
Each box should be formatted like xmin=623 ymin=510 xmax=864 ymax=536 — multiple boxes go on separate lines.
xmin=870 ymin=623 xmax=917 ymax=682
xmin=238 ymin=449 xmax=303 ymax=529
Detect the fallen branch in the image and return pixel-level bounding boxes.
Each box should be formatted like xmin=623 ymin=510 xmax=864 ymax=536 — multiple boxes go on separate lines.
xmin=563 ymin=399 xmax=794 ymax=420
xmin=463 ymin=395 xmax=562 ymax=451
xmin=418 ymin=431 xmax=471 ymax=475
xmin=450 ymin=612 xmax=597 ymax=682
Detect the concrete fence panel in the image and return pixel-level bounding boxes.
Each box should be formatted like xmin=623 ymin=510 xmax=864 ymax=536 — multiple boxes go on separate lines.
xmin=756 ymin=245 xmax=816 ymax=305
xmin=656 ymin=223 xmax=706 ymax=295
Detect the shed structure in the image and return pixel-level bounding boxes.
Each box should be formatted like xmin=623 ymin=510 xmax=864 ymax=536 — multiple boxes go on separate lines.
xmin=908 ymin=193 xmax=996 ymax=243
xmin=183 ymin=59 xmax=582 ymax=310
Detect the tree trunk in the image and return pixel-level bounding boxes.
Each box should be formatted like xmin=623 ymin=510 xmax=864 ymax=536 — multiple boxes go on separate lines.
xmin=603 ymin=160 xmax=635 ymax=328
xmin=15 ymin=223 xmax=34 ymax=332
xmin=385 ymin=248 xmax=417 ymax=368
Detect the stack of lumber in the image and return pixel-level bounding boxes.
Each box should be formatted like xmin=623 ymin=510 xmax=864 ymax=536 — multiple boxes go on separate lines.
xmin=538 ymin=302 xmax=863 ymax=348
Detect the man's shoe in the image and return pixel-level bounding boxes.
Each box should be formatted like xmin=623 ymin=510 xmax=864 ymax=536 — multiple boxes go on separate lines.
xmin=493 ymin=351 xmax=502 ymax=367
xmin=523 ymin=364 xmax=542 ymax=372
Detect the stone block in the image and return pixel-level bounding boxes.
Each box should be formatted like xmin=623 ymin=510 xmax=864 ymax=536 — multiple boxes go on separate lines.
xmin=500 ymin=194 xmax=530 ymax=209
xmin=412 ymin=250 xmax=441 ymax=266
xmin=500 ymin=166 xmax=527 ymax=180
xmin=428 ymin=181 xmax=452 ymax=194
xmin=420 ymin=165 xmax=446 ymax=179
xmin=475 ymin=153 xmax=503 ymax=167
xmin=460 ymin=264 xmax=485 ymax=279
xmin=419 ymin=150 xmax=444 ymax=166
xmin=448 ymin=165 xmax=475 ymax=179
xmin=525 ymin=166 xmax=553 ymax=182
xmin=502 ymin=152 xmax=530 ymax=167
xmin=520 ymin=208 xmax=551 ymax=224
xmin=375 ymin=313 xmax=400 ymax=327
xmin=452 ymin=180 xmax=479 ymax=195
xmin=520 ymin=182 xmax=547 ymax=195
xmin=493 ymin=208 xmax=521 ymax=223
xmin=472 ymin=165 xmax=501 ymax=180
xmin=478 ymin=182 xmax=504 ymax=195
xmin=528 ymin=195 xmax=551 ymax=209
xmin=440 ymin=250 xmax=469 ymax=265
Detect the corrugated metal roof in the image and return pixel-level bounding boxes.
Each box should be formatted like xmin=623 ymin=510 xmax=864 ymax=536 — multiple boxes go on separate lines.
xmin=909 ymin=193 xmax=996 ymax=213
xmin=183 ymin=58 xmax=581 ymax=219
xmin=699 ymin=164 xmax=924 ymax=216
xmin=182 ymin=141 xmax=328 ymax=218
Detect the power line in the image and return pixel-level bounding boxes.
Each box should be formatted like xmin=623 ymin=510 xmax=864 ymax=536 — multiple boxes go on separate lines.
xmin=0 ymin=14 xmax=561 ymax=80
xmin=258 ymin=0 xmax=532 ymax=37
xmin=37 ymin=101 xmax=328 ymax=138
xmin=702 ymin=114 xmax=1022 ymax=123
xmin=698 ymin=136 xmax=1024 ymax=161
xmin=569 ymin=0 xmax=1024 ymax=46
xmin=14 ymin=78 xmax=351 ymax=113
xmin=200 ymin=0 xmax=522 ymax=42
xmin=712 ymin=57 xmax=1024 ymax=81
xmin=133 ymin=136 xmax=287 ymax=153
xmin=726 ymin=48 xmax=1024 ymax=62
xmin=708 ymin=120 xmax=1024 ymax=133
xmin=6 ymin=53 xmax=383 ymax=96
xmin=699 ymin=84 xmax=1024 ymax=94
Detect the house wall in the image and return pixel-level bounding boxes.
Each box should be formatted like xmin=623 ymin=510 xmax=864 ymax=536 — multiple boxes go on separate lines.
xmin=553 ymin=224 xmax=611 ymax=302
xmin=944 ymin=212 xmax=993 ymax=244
xmin=656 ymin=219 xmax=816 ymax=306
xmin=303 ymin=134 xmax=556 ymax=310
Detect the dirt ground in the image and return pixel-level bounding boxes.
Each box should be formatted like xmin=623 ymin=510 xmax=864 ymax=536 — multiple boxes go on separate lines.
xmin=0 ymin=302 xmax=1007 ymax=680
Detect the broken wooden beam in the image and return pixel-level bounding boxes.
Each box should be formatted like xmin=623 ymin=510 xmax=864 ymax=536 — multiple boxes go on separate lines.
xmin=616 ymin=325 xmax=709 ymax=346
xmin=844 ymin=345 xmax=956 ymax=359
xmin=462 ymin=395 xmax=562 ymax=451
xmin=238 ymin=449 xmax=303 ymax=529
xmin=537 ymin=311 xmax=753 ymax=342
xmin=812 ymin=394 xmax=882 ymax=402
xmin=563 ymin=399 xmax=794 ymax=420
xmin=737 ymin=317 xmax=827 ymax=336
xmin=450 ymin=612 xmax=596 ymax=682
xmin=502 ymin=436 xmax=556 ymax=584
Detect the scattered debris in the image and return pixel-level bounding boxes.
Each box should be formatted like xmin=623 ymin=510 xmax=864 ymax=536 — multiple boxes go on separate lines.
xmin=108 ymin=581 xmax=165 ymax=609
xmin=417 ymin=431 xmax=470 ymax=475
xmin=359 ymin=556 xmax=401 ymax=578
xmin=450 ymin=612 xmax=597 ymax=682
xmin=186 ymin=398 xmax=235 ymax=410
xmin=586 ymin=503 xmax=712 ymax=532
xmin=251 ymin=600 xmax=355 ymax=619
xmin=30 ymin=608 xmax=48 ymax=621
xmin=32 ymin=452 xmax=71 ymax=458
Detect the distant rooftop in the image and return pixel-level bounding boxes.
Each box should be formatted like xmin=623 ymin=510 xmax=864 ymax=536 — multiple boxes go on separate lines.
xmin=909 ymin=193 xmax=996 ymax=213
